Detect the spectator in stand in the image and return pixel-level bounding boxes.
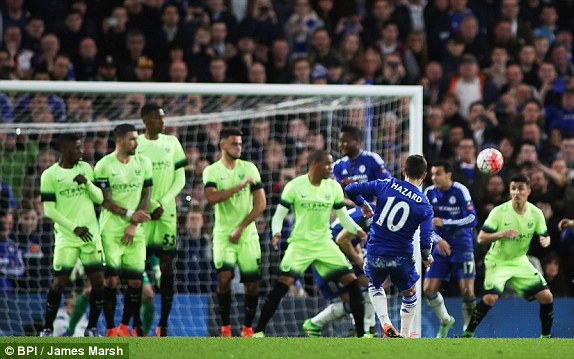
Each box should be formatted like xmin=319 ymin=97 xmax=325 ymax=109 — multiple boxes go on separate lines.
xmin=176 ymin=208 xmax=214 ymax=294
xmin=491 ymin=19 xmax=521 ymax=60
xmin=238 ymin=0 xmax=282 ymax=47
xmin=374 ymin=21 xmax=402 ymax=59
xmin=459 ymin=16 xmax=489 ymax=68
xmin=362 ymin=0 xmax=394 ymax=48
xmin=118 ymin=29 xmax=147 ymax=81
xmin=545 ymin=89 xmax=574 ymax=136
xmin=31 ymin=33 xmax=60 ymax=73
xmin=451 ymin=137 xmax=488 ymax=202
xmin=286 ymin=117 xmax=309 ymax=152
xmin=227 ymin=35 xmax=256 ymax=83
xmin=483 ymin=46 xmax=509 ymax=91
xmin=423 ymin=105 xmax=449 ymax=166
xmin=533 ymin=35 xmax=550 ymax=65
xmin=267 ymin=37 xmax=290 ymax=83
xmin=537 ymin=62 xmax=558 ymax=103
xmin=402 ymin=31 xmax=427 ymax=84
xmin=380 ymin=52 xmax=407 ymax=85
xmin=499 ymin=63 xmax=524 ymax=97
xmin=261 ymin=139 xmax=287 ymax=206
xmin=57 ymin=9 xmax=88 ymax=58
xmin=309 ymin=27 xmax=342 ymax=68
xmin=444 ymin=54 xmax=499 ymax=120
xmin=188 ymin=26 xmax=212 ymax=82
xmin=22 ymin=15 xmax=45 ymax=54
xmin=499 ymin=0 xmax=532 ymax=46
xmin=475 ymin=174 xmax=506 ymax=226
xmin=129 ymin=55 xmax=155 ymax=82
xmin=440 ymin=33 xmax=465 ymax=78
xmin=74 ymin=37 xmax=98 ymax=81
xmin=542 ymin=252 xmax=571 ymax=297
xmin=549 ymin=43 xmax=574 ymax=78
xmin=468 ymin=101 xmax=498 ymax=150
xmin=448 ymin=0 xmax=473 ymax=34
xmin=205 ymin=0 xmax=238 ymax=44
xmin=147 ymin=4 xmax=193 ymax=65
xmin=284 ymin=0 xmax=324 ymax=57
xmin=290 ymin=57 xmax=312 ymax=84
xmin=424 ymin=0 xmax=450 ymax=61
xmin=99 ymin=6 xmax=129 ymax=60
xmin=3 ymin=0 xmax=29 ymax=32
xmin=351 ymin=48 xmax=382 ymax=84
xmin=208 ymin=21 xmax=236 ymax=60
xmin=532 ymin=5 xmax=558 ymax=46
xmin=0 ymin=92 xmax=14 ymax=123
xmin=0 ymin=210 xmax=24 ymax=292
xmin=50 ymin=53 xmax=75 ymax=81
xmin=15 ymin=205 xmax=52 ymax=291
xmin=518 ymin=45 xmax=539 ymax=88
xmin=3 ymin=25 xmax=34 ymax=79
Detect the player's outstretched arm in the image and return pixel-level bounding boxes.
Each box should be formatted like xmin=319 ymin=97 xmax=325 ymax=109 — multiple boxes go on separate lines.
xmin=271 ymin=203 xmax=290 ymax=250
xmin=334 ymin=207 xmax=362 ymax=235
xmin=204 ymin=177 xmax=255 ymax=205
xmin=230 ymin=188 xmax=266 ymax=244
xmin=344 ymin=181 xmax=378 ymax=207
xmin=477 ymin=229 xmax=517 ymax=245
xmin=335 ymin=229 xmax=364 ymax=267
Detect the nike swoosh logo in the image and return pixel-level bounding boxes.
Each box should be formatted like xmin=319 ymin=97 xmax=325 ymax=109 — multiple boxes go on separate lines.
xmin=57 ymin=178 xmax=64 ymax=182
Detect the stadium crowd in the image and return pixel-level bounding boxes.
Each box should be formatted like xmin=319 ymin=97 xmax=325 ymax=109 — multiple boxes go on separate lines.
xmin=1 ymin=0 xmax=574 ymax=322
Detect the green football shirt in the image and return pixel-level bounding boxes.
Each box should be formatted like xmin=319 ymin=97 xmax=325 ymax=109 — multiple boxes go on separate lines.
xmin=40 ymin=161 xmax=99 ymax=244
xmin=94 ymin=152 xmax=153 ymax=236
xmin=482 ymin=200 xmax=548 ymax=260
xmin=280 ymin=174 xmax=345 ymax=245
xmin=202 ymin=159 xmax=262 ymax=239
xmin=136 ymin=133 xmax=186 ymax=213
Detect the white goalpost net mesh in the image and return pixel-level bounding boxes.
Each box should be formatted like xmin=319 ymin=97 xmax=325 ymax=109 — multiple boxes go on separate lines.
xmin=0 ymin=82 xmax=422 ymax=337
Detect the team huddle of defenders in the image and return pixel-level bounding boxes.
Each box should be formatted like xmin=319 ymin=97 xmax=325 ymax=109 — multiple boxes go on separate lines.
xmin=38 ymin=109 xmax=556 ymax=338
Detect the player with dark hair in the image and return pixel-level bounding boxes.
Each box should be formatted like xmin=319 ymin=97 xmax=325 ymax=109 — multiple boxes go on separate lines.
xmin=463 ymin=174 xmax=553 ymax=338
xmin=345 ymin=154 xmax=435 ymax=338
xmin=423 ymin=159 xmax=477 ymax=337
xmin=95 ymin=124 xmax=153 ymax=337
xmin=254 ymin=150 xmax=368 ymax=338
xmin=333 ymin=125 xmax=391 ymax=190
xmin=136 ymin=103 xmax=186 ymax=337
xmin=203 ymin=126 xmax=266 ymax=337
xmin=39 ymin=133 xmax=106 ymax=337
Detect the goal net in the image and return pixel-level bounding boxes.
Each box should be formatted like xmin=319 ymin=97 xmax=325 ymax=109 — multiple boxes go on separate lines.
xmin=0 ymin=81 xmax=422 ymax=337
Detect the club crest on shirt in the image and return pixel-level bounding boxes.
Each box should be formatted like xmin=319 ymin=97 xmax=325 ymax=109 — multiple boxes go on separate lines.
xmin=449 ymin=196 xmax=456 ymax=204
xmin=528 ymin=222 xmax=534 ymax=229
xmin=135 ymin=169 xmax=142 ymax=176
xmin=238 ymin=173 xmax=245 ymax=179
xmin=359 ymin=165 xmax=366 ymax=173
xmin=165 ymin=147 xmax=171 ymax=153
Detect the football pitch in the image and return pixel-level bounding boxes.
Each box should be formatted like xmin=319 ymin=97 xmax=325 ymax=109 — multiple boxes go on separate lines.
xmin=1 ymin=338 xmax=573 ymax=359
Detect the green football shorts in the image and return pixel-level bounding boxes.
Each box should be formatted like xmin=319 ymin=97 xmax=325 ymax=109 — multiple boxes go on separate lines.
xmin=101 ymin=229 xmax=146 ymax=280
xmin=483 ymin=254 xmax=548 ymax=300
xmin=212 ymin=229 xmax=261 ymax=282
xmin=280 ymin=239 xmax=352 ymax=280
xmin=53 ymin=240 xmax=103 ymax=276
xmin=143 ymin=210 xmax=177 ymax=256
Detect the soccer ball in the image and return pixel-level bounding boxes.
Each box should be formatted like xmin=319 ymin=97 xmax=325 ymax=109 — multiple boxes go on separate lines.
xmin=476 ymin=148 xmax=504 ymax=175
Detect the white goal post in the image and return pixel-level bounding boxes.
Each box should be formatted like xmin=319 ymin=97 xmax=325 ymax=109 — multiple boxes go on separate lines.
xmin=0 ymin=81 xmax=423 ymax=337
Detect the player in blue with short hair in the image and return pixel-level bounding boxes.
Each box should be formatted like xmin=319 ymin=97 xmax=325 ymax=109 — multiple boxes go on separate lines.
xmin=345 ymin=154 xmax=435 ymax=338
xmin=333 ymin=125 xmax=390 ymax=191
xmin=423 ymin=159 xmax=477 ymax=337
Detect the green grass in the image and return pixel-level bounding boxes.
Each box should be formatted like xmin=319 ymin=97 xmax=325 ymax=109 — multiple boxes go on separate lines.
xmin=0 ymin=337 xmax=572 ymax=359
